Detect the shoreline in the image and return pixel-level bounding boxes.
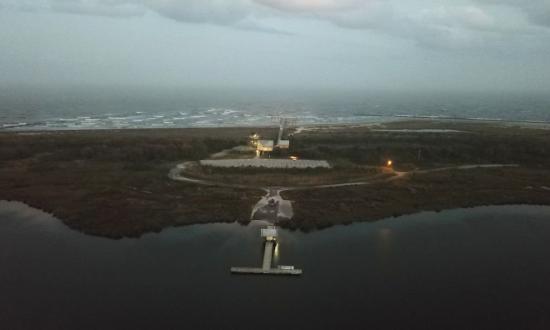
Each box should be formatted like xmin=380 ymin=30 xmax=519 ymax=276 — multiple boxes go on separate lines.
xmin=2 ymin=198 xmax=549 ymax=238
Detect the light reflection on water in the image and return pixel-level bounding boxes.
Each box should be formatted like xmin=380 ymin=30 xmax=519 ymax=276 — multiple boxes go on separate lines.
xmin=1 ymin=201 xmax=550 ymax=329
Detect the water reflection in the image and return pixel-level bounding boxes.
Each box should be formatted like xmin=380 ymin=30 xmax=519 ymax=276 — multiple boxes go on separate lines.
xmin=273 ymin=241 xmax=280 ymax=263
xmin=376 ymin=227 xmax=393 ymax=257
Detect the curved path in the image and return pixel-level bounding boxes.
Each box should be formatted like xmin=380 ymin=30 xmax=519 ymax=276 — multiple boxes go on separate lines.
xmin=168 ymin=162 xmax=265 ymax=191
xmin=169 ymin=161 xmax=519 ymax=223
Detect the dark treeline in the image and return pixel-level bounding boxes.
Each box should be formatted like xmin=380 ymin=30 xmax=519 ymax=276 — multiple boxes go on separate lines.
xmin=290 ymin=128 xmax=550 ymax=167
xmin=0 ymin=128 xmax=267 ymax=238
xmin=0 ymin=132 xmax=242 ymax=162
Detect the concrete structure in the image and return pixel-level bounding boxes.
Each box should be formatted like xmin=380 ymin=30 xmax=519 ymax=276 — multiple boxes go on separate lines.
xmin=231 ymin=226 xmax=302 ymax=276
xmin=276 ymin=140 xmax=290 ymax=149
xmin=261 ymin=227 xmax=278 ymax=240
xmin=200 ymin=159 xmax=331 ymax=169
xmin=274 ymin=117 xmax=295 ymax=146
xmin=257 ymin=140 xmax=274 ymax=152
xmin=248 ymin=117 xmax=295 ymax=157
xmin=250 ymin=135 xmax=274 ymax=157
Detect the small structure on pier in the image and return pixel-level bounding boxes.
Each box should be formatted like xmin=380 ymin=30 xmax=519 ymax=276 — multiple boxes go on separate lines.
xmin=231 ymin=226 xmax=302 ymax=276
xmin=261 ymin=227 xmax=278 ymax=241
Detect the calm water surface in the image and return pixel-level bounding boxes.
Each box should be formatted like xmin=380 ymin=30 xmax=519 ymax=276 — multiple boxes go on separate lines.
xmin=1 ymin=201 xmax=550 ymax=329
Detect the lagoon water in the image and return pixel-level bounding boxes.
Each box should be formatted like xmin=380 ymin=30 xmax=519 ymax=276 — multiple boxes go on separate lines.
xmin=1 ymin=201 xmax=550 ymax=329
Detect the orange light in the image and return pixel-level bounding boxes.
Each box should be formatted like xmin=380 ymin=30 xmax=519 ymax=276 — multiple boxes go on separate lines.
xmin=387 ymin=160 xmax=393 ymax=167
xmin=290 ymin=156 xmax=298 ymax=161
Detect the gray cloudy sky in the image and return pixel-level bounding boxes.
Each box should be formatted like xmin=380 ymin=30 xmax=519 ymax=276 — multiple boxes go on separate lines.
xmin=1 ymin=0 xmax=549 ymax=91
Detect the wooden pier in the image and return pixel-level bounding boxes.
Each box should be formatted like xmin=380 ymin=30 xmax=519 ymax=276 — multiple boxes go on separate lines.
xmin=262 ymin=241 xmax=274 ymax=270
xmin=231 ymin=226 xmax=302 ymax=276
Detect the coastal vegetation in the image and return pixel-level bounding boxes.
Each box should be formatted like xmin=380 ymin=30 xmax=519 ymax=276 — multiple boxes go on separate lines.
xmin=1 ymin=121 xmax=550 ymax=237
xmin=290 ymin=122 xmax=550 ymax=168
xmin=282 ymin=166 xmax=550 ymax=231
xmin=185 ymin=163 xmax=387 ymax=187
xmin=0 ymin=128 xmax=274 ymax=238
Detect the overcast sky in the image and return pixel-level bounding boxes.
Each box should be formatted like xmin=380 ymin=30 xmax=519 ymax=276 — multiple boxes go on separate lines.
xmin=1 ymin=0 xmax=549 ymax=91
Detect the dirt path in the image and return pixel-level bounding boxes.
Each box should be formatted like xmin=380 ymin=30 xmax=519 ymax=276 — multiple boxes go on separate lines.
xmin=168 ymin=162 xmax=265 ymax=191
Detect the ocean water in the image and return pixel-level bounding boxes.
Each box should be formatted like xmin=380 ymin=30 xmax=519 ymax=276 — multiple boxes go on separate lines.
xmin=1 ymin=85 xmax=550 ymax=130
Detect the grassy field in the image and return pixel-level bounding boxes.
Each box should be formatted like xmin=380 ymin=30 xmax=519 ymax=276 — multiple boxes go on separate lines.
xmin=184 ymin=162 xmax=389 ymax=187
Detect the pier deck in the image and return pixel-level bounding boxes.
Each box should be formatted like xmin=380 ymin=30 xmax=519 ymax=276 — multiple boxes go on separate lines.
xmin=230 ymin=226 xmax=302 ymax=276
xmin=262 ymin=241 xmax=273 ymax=270
xmin=230 ymin=267 xmax=302 ymax=275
